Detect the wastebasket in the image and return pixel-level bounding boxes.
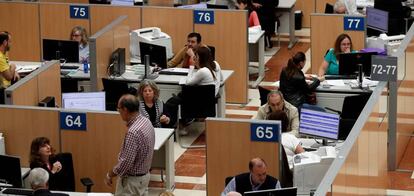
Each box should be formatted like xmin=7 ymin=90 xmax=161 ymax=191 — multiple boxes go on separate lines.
xmin=295 ymin=10 xmax=303 ymax=30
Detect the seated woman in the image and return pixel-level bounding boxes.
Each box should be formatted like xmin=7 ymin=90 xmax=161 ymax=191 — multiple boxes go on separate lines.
xmin=236 ymin=0 xmax=260 ymax=27
xmin=279 ymin=52 xmax=322 ymax=108
xmin=70 ymin=26 xmax=89 ymax=63
xmin=267 ymin=110 xmax=304 ymax=169
xmin=137 ymin=79 xmax=171 ymax=128
xmin=319 ymin=33 xmax=356 ymax=76
xmin=29 ymin=137 xmax=64 ymax=190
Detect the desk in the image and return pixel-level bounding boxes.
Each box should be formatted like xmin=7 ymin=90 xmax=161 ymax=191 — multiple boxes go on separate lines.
xmin=277 ymin=0 xmax=298 ymax=49
xmin=249 ymin=31 xmax=265 ymax=88
xmin=152 ymin=128 xmax=175 ymax=191
xmin=115 ymin=69 xmax=234 ymax=118
xmin=0 ymin=189 xmax=113 ymax=196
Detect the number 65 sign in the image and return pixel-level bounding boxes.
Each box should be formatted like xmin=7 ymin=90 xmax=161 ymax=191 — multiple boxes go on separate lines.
xmin=250 ymin=123 xmax=281 ymax=142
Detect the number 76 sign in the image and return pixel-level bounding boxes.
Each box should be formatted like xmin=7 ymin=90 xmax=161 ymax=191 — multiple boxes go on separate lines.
xmin=194 ymin=10 xmax=214 ymax=24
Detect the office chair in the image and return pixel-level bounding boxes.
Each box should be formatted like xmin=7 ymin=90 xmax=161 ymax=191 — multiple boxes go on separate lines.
xmin=176 ymin=85 xmax=217 ymax=148
xmin=102 ymin=78 xmax=130 ymax=111
xmin=225 ymin=176 xmax=233 ymax=186
xmin=280 ymin=147 xmax=293 ymax=188
xmin=207 ymin=45 xmax=216 ymax=61
xmin=54 ymin=153 xmax=94 ymax=192
xmin=325 ymin=3 xmax=334 ymax=14
xmin=258 ymin=86 xmax=271 ymax=106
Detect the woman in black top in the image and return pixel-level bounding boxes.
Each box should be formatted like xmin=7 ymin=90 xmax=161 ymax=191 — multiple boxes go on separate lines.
xmin=279 ymin=52 xmax=322 ymax=108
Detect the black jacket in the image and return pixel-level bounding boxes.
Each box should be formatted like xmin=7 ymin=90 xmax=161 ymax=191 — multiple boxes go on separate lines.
xmin=33 ymin=189 xmax=69 ymax=196
xmin=235 ymin=172 xmax=279 ymax=194
xmin=279 ymin=69 xmax=320 ymax=108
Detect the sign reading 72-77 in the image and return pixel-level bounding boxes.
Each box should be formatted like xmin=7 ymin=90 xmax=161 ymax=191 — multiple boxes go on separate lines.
xmin=370 ymin=55 xmax=398 ymax=82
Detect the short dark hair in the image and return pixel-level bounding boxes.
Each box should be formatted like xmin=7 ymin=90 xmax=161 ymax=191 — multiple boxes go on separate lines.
xmin=187 ymin=32 xmax=201 ymax=43
xmin=0 ymin=31 xmax=10 ymax=44
xmin=119 ymin=94 xmax=139 ymax=113
xmin=267 ymin=110 xmax=289 ymax=132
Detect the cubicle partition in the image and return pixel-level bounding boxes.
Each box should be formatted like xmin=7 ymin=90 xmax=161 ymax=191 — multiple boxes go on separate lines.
xmin=295 ymin=0 xmax=315 ymax=28
xmin=5 ymin=61 xmax=62 ymax=106
xmin=0 ymin=1 xmax=40 ymax=61
xmin=315 ymin=0 xmax=336 ymax=13
xmin=0 ymin=106 xmax=60 ymax=167
xmin=310 ymin=14 xmax=365 ymax=74
xmin=89 ymin=15 xmax=130 ymax=91
xmin=206 ymin=118 xmax=281 ymax=196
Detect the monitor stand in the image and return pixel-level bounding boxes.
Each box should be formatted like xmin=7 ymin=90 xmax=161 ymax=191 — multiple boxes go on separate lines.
xmin=310 ymin=139 xmax=336 ymax=148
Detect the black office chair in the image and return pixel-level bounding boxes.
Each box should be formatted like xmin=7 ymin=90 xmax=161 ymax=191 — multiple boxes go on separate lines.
xmin=280 ymin=147 xmax=293 ymax=188
xmin=207 ymin=45 xmax=216 ymax=61
xmin=54 ymin=153 xmax=94 ymax=192
xmin=102 ymin=78 xmax=130 ymax=111
xmin=225 ymin=176 xmax=233 ymax=186
xmin=325 ymin=3 xmax=334 ymax=14
xmin=176 ymin=85 xmax=217 ymax=148
xmin=258 ymin=86 xmax=271 ymax=106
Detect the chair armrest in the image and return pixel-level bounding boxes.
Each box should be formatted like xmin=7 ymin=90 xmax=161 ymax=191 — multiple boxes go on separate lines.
xmin=80 ymin=177 xmax=94 ymax=192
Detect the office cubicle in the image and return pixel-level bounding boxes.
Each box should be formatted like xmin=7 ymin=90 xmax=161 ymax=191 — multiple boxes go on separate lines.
xmin=5 ymin=61 xmax=62 ymax=106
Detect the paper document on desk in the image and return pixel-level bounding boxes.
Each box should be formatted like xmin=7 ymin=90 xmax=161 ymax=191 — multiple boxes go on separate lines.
xmin=87 ymin=193 xmax=113 ymax=196
xmin=326 ymin=80 xmax=346 ymax=86
xmin=16 ymin=65 xmax=40 ymax=73
xmin=163 ymin=68 xmax=189 ymax=74
xmin=179 ymin=77 xmax=187 ymax=85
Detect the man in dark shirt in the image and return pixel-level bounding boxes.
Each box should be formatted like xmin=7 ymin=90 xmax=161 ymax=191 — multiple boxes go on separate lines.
xmin=221 ymin=157 xmax=281 ymax=195
xmin=105 ymin=94 xmax=155 ymax=196
xmin=28 ymin=168 xmax=68 ymax=196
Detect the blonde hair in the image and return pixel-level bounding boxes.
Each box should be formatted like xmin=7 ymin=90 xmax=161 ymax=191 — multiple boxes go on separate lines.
xmin=70 ymin=26 xmax=88 ymax=46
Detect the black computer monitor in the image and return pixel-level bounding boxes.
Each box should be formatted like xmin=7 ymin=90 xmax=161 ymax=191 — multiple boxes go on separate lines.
xmin=206 ymin=3 xmax=228 ymax=9
xmin=338 ymin=94 xmax=371 ymax=140
xmin=299 ymin=108 xmax=340 ymax=142
xmin=139 ymin=42 xmax=167 ymax=69
xmin=244 ymin=187 xmax=297 ymax=196
xmin=109 ymin=48 xmax=126 ymax=76
xmin=338 ymin=52 xmax=378 ymax=77
xmin=42 ymin=39 xmax=79 ymax=63
xmin=366 ymin=7 xmax=388 ymax=33
xmin=89 ymin=0 xmax=110 ymax=4
xmin=374 ymin=0 xmax=404 ymax=35
xmin=0 ymin=155 xmax=23 ymax=188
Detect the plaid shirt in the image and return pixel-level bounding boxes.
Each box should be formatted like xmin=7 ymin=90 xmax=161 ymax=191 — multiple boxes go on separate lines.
xmin=113 ymin=114 xmax=155 ymax=176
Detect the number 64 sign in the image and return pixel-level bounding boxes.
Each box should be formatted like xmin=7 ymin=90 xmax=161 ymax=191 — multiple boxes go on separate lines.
xmin=60 ymin=112 xmax=87 ymax=131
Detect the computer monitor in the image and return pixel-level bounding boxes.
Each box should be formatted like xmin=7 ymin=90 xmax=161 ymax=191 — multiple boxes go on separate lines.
xmin=338 ymin=52 xmax=378 ymax=77
xmin=42 ymin=39 xmax=79 ymax=63
xmin=366 ymin=7 xmax=388 ymax=33
xmin=109 ymin=48 xmax=126 ymax=76
xmin=206 ymin=3 xmax=228 ymax=9
xmin=299 ymin=108 xmax=340 ymax=141
xmin=0 ymin=155 xmax=23 ymax=188
xmin=62 ymin=92 xmax=106 ymax=111
xmin=244 ymin=187 xmax=297 ymax=196
xmin=139 ymin=42 xmax=167 ymax=69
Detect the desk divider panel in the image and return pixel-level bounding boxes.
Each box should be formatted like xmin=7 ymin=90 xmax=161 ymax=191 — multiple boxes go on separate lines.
xmin=90 ymin=15 xmax=130 ymax=91
xmin=39 ymin=0 xmax=89 ymax=3
xmin=310 ymin=14 xmax=365 ymax=74
xmin=5 ymin=61 xmax=61 ymax=106
xmin=90 ymin=5 xmax=141 ymax=35
xmin=0 ymin=2 xmax=41 ymax=61
xmin=295 ymin=0 xmax=315 ymax=28
xmin=195 ymin=10 xmax=248 ymax=104
xmin=60 ymin=111 xmax=124 ymax=192
xmin=40 ymin=2 xmax=91 ymax=41
xmin=206 ymin=118 xmax=281 ymax=196
xmin=315 ymin=0 xmax=336 ymax=13
xmin=0 ymin=106 xmax=60 ymax=167
xmin=141 ymin=7 xmax=193 ymax=55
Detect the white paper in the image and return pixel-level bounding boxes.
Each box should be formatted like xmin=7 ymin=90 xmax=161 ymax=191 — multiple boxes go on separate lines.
xmin=326 ymin=80 xmax=346 ymax=86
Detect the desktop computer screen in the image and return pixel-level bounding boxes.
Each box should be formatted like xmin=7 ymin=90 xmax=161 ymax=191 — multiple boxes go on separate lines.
xmin=0 ymin=155 xmax=23 ymax=188
xmin=42 ymin=39 xmax=79 ymax=63
xmin=299 ymin=108 xmax=340 ymax=140
xmin=244 ymin=187 xmax=297 ymax=196
xmin=62 ymin=92 xmax=106 ymax=111
xmin=366 ymin=7 xmax=388 ymax=33
xmin=339 ymin=52 xmax=377 ymax=76
xmin=139 ymin=42 xmax=167 ymax=69
xmin=109 ymin=48 xmax=126 ymax=76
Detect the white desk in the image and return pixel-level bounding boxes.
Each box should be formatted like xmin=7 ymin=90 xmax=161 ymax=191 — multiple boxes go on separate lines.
xmin=152 ymin=128 xmax=175 ymax=191
xmin=276 ymin=0 xmax=298 ymax=49
xmin=249 ymin=31 xmax=265 ymax=88
xmin=115 ymin=69 xmax=234 ymax=118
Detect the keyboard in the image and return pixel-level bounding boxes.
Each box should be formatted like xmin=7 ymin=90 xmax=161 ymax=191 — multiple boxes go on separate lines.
xmin=159 ymin=68 xmax=189 ymax=76
xmin=2 ymin=188 xmax=33 ymax=195
xmin=60 ymin=65 xmax=79 ymax=70
xmin=325 ymin=75 xmax=357 ymax=80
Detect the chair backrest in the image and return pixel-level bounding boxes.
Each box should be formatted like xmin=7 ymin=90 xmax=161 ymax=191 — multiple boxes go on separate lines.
xmin=258 ymin=86 xmax=271 ymax=106
xmin=102 ymin=78 xmax=130 ymax=111
xmin=53 ymin=152 xmax=76 ymax=191
xmin=325 ymin=3 xmax=334 ymax=14
xmin=207 ymin=45 xmax=216 ymax=61
xmin=225 ymin=176 xmax=233 ymax=186
xmin=181 ymin=85 xmax=216 ymax=118
xmin=279 ymin=147 xmax=293 ymax=188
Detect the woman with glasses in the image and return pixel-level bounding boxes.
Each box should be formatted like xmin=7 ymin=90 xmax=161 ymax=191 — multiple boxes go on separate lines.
xmin=318 ymin=33 xmax=356 ymax=76
xmin=70 ymin=26 xmax=89 ymax=63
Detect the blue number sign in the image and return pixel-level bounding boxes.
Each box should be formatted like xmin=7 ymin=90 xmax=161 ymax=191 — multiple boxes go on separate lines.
xmin=60 ymin=112 xmax=87 ymax=131
xmin=194 ymin=10 xmax=214 ymax=24
xmin=344 ymin=17 xmax=364 ymax=31
xmin=70 ymin=5 xmax=89 ymax=19
xmin=250 ymin=123 xmax=280 ymax=142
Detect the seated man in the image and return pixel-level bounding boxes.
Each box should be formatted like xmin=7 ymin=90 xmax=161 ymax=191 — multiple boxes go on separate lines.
xmin=255 ymin=90 xmax=299 ymax=137
xmin=334 ymin=0 xmax=360 ymax=15
xmin=167 ymin=32 xmax=204 ymax=68
xmin=28 ymin=168 xmax=69 ymax=196
xmin=221 ymin=158 xmax=281 ymax=196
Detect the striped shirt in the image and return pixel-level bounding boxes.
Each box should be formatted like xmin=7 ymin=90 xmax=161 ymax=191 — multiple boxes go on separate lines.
xmin=113 ymin=114 xmax=155 ymax=176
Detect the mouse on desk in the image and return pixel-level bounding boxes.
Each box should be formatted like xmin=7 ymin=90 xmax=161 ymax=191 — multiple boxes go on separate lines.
xmin=303 ymin=147 xmax=317 ymax=152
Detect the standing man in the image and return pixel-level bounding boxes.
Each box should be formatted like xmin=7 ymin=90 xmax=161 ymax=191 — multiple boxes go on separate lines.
xmin=105 ymin=94 xmax=155 ymax=196
xmin=0 ymin=31 xmax=19 ymax=104
xmin=167 ymin=32 xmax=204 ymax=68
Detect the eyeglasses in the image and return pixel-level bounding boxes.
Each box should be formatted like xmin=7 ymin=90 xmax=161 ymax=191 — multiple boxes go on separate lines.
xmin=71 ymin=34 xmax=81 ymax=37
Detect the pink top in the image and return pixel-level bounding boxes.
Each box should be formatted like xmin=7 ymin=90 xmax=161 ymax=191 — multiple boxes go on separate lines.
xmin=249 ymin=11 xmax=260 ymax=27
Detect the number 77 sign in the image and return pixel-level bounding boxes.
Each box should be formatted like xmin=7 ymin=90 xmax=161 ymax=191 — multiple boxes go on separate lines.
xmin=344 ymin=16 xmax=364 ymax=31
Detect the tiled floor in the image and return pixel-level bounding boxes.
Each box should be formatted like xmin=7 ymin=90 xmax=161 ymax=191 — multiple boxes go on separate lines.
xmin=147 ymin=29 xmax=414 ymax=195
